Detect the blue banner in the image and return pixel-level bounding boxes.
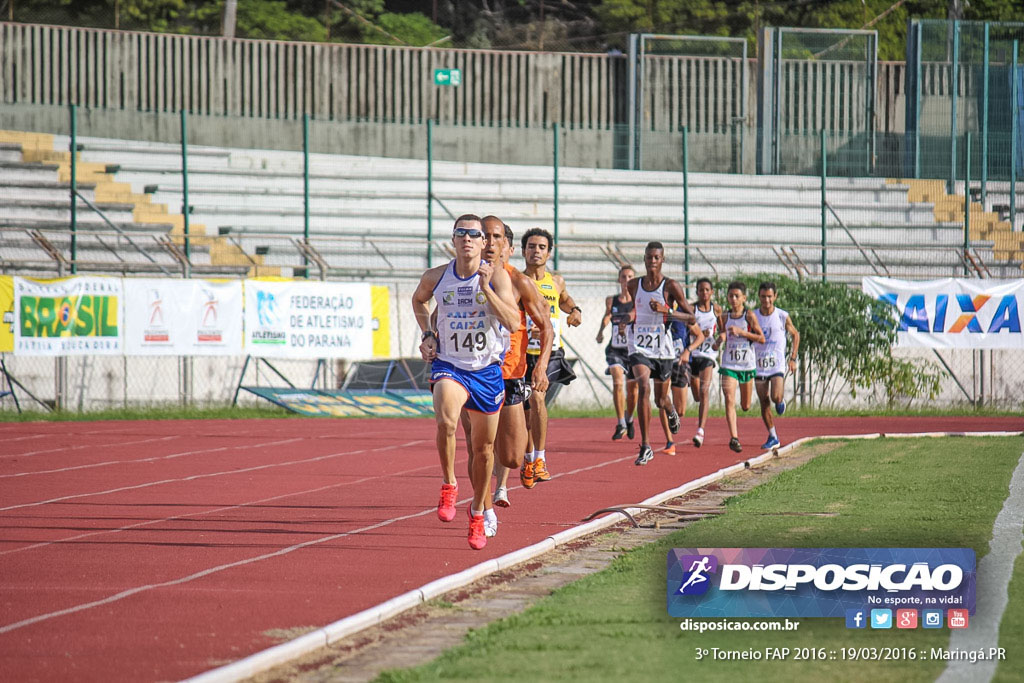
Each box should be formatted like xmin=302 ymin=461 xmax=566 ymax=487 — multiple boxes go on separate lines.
xmin=667 ymin=548 xmax=975 ymax=618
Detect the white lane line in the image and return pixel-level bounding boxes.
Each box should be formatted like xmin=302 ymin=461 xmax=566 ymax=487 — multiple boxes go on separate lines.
xmin=0 ymin=439 xmax=420 ymax=513
xmin=0 ymin=447 xmax=638 ymax=634
xmin=937 ymin=451 xmax=1024 ymax=683
xmin=0 ymin=442 xmax=436 ymax=558
xmin=4 ymin=435 xmax=181 ymax=459
xmin=0 ymin=434 xmax=49 ymax=443
xmin=0 ymin=438 xmax=303 ymax=479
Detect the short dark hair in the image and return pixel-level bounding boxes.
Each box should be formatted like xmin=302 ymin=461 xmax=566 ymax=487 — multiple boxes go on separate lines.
xmin=645 ymin=241 xmax=664 ymax=253
xmin=618 ymin=264 xmax=635 ymax=276
xmin=521 ymin=227 xmax=553 ymax=251
xmin=695 ymin=277 xmax=713 ymax=289
xmin=727 ymin=280 xmax=747 ymax=294
xmin=454 ymin=214 xmax=482 ymax=229
xmin=504 ymin=224 xmax=514 ymax=244
xmin=759 ymin=281 xmax=777 ymax=294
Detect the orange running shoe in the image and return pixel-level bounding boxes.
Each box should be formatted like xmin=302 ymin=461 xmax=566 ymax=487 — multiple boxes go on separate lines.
xmin=468 ymin=514 xmax=487 ymax=549
xmin=533 ymin=457 xmax=551 ymax=482
xmin=437 ymin=482 xmax=458 ymax=522
xmin=664 ymin=441 xmax=676 ymax=456
xmin=520 ymin=461 xmax=536 ymax=489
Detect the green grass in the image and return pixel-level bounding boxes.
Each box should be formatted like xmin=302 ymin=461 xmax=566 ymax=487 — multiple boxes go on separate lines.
xmin=0 ymin=404 xmax=296 ymax=422
xmin=374 ymin=436 xmax=1024 ymax=683
xmin=548 ymin=404 xmax=1024 ymax=419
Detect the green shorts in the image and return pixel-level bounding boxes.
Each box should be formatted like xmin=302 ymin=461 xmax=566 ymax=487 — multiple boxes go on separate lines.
xmin=718 ymin=367 xmax=756 ymax=383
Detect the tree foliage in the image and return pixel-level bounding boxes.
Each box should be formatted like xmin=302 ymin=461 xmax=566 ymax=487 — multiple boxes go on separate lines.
xmin=713 ymin=274 xmax=942 ymax=409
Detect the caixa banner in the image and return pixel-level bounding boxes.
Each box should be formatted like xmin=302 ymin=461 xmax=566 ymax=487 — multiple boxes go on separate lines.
xmin=863 ymin=276 xmax=1023 ymax=349
xmin=667 ymin=548 xmax=975 ymax=618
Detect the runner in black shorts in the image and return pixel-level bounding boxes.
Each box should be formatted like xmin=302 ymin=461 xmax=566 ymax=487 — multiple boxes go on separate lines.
xmin=597 ymin=265 xmax=637 ymax=440
xmin=688 ymin=278 xmax=722 ymax=448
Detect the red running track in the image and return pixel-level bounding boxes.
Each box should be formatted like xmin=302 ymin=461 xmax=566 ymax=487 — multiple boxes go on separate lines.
xmin=0 ymin=415 xmax=1020 ymax=681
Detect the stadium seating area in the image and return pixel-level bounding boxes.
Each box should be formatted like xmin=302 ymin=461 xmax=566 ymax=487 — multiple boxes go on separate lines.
xmin=2 ymin=129 xmax=1022 ymax=284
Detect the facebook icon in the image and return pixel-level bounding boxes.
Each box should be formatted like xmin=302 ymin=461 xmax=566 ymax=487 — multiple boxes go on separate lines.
xmin=846 ymin=609 xmax=867 ymax=629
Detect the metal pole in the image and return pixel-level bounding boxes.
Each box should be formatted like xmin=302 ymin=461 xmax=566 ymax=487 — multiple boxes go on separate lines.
xmin=982 ymin=23 xmax=990 ymax=208
xmin=964 ymin=130 xmax=971 ymax=274
xmin=627 ymin=33 xmax=638 ymax=170
xmin=180 ymin=109 xmax=190 ymax=272
xmin=69 ymin=103 xmax=77 ymax=274
xmin=950 ymin=22 xmax=960 ymax=194
xmin=820 ymin=129 xmax=827 ymax=281
xmin=553 ymin=122 xmax=560 ymax=270
xmin=426 ymin=118 xmax=433 ymax=268
xmin=682 ymin=125 xmax=690 ymax=286
xmin=914 ymin=22 xmax=922 ymax=178
xmin=1013 ymin=41 xmax=1019 ymax=233
xmin=302 ymin=113 xmax=310 ymax=276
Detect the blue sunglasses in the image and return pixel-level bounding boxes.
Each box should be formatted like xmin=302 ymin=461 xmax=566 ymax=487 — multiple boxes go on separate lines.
xmin=453 ymin=227 xmax=484 ymax=238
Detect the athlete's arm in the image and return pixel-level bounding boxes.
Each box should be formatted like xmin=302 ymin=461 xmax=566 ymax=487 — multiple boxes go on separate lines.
xmin=411 ymin=265 xmax=445 ymax=360
xmin=478 ymin=263 xmax=521 ymax=332
xmin=785 ymin=314 xmax=801 ymax=374
xmin=713 ymin=311 xmax=728 ymax=350
xmin=665 ymin=279 xmax=694 ymax=319
xmin=596 ymin=295 xmax=614 ymax=343
xmin=744 ymin=310 xmax=766 ymax=344
xmin=519 ymin=275 xmax=553 ymax=393
xmin=620 ymin=278 xmax=639 ymax=336
xmin=554 ymin=274 xmax=582 ymax=327
xmin=680 ymin=322 xmax=703 ymax=364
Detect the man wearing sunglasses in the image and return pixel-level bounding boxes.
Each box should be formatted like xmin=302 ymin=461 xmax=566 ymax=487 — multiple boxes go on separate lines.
xmin=412 ymin=214 xmax=521 ymax=550
xmin=459 ymin=217 xmax=553 ymax=534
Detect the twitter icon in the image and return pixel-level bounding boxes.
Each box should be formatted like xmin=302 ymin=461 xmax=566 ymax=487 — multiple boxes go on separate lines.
xmin=871 ymin=609 xmax=892 ymax=629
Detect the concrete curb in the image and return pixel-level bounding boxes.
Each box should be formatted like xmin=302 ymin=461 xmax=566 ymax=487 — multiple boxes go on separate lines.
xmin=183 ymin=430 xmax=1021 ymax=683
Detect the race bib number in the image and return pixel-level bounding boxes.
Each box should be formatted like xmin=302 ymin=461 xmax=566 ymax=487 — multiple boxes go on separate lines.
xmin=443 ymin=320 xmax=488 ymax=360
xmin=726 ymin=347 xmax=750 ymax=364
xmin=634 ymin=324 xmax=664 ymax=352
xmin=756 ymin=351 xmax=780 ymax=371
xmin=612 ymin=327 xmax=628 ymax=348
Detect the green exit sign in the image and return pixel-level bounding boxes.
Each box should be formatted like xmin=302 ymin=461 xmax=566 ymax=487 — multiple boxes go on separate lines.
xmin=434 ymin=68 xmax=462 ymax=86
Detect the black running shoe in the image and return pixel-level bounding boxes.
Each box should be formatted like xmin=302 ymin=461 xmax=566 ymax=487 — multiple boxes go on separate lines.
xmin=626 ymin=420 xmax=635 ymax=440
xmin=612 ymin=424 xmax=627 ymax=440
xmin=667 ymin=411 xmax=680 ymax=434
xmin=729 ymin=437 xmax=742 ymax=453
xmin=634 ymin=445 xmax=654 ymax=466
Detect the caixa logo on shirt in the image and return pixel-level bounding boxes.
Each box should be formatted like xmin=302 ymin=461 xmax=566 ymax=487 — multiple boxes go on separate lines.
xmin=667 ymin=548 xmax=975 ymax=618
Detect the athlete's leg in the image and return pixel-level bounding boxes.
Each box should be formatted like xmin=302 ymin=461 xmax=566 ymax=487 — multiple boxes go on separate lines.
xmin=433 ymin=379 xmax=468 ymax=484
xmin=654 ymin=378 xmax=674 ymax=445
xmin=721 ymin=374 xmax=739 ymax=440
xmin=770 ymin=375 xmax=786 ymax=405
xmin=632 ymin=363 xmax=653 ymax=446
xmin=696 ymin=365 xmax=714 ymax=431
xmin=466 ymin=409 xmax=500 ymax=513
xmin=626 ymin=378 xmax=638 ymax=420
xmin=739 ymin=379 xmax=754 ymax=412
xmin=609 ymin=365 xmax=626 ymax=420
xmin=755 ymin=379 xmax=774 ymax=433
xmin=672 ymin=384 xmax=688 ymax=419
xmin=528 ymin=389 xmax=548 ymax=452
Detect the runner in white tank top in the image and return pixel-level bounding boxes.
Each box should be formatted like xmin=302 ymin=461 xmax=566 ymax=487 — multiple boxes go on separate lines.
xmin=687 ymin=278 xmax=722 ymax=449
xmin=411 ymin=214 xmax=521 ymax=550
xmin=625 ymin=242 xmax=694 ymax=466
xmin=713 ymin=281 xmax=764 ymax=455
xmin=753 ymin=281 xmax=801 ymax=451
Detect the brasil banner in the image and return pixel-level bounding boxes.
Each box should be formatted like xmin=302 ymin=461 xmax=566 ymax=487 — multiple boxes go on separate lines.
xmin=863 ymin=277 xmax=1024 ymax=349
xmin=13 ymin=276 xmax=123 ymax=356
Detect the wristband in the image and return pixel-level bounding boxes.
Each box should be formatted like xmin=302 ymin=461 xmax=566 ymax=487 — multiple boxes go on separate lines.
xmin=571 ymin=305 xmax=582 ymax=313
xmin=421 ymin=330 xmax=437 ymax=342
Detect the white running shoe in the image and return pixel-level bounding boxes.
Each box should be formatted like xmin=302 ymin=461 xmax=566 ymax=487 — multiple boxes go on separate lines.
xmin=493 ymin=486 xmax=510 ymax=508
xmin=483 ymin=509 xmax=498 ymax=537
xmin=692 ymin=430 xmax=705 ymax=448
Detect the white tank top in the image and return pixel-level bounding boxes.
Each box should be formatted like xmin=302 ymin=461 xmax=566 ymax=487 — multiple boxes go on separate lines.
xmin=754 ymin=307 xmax=789 ymax=377
xmin=692 ymin=304 xmax=719 ymax=361
xmin=629 ymin=278 xmax=675 ymax=360
xmin=433 ymin=260 xmax=507 ymax=371
xmin=721 ymin=311 xmax=756 ymax=372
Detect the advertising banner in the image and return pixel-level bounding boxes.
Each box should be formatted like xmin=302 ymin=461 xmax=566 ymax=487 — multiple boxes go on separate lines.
xmin=863 ymin=277 xmax=1024 ymax=349
xmin=123 ymin=279 xmax=243 ymax=356
xmin=667 ymin=547 xmax=975 ymax=619
xmin=0 ymin=276 xmax=13 ymax=353
xmin=243 ymin=279 xmax=374 ymax=359
xmin=13 ymin=276 xmax=123 ymax=356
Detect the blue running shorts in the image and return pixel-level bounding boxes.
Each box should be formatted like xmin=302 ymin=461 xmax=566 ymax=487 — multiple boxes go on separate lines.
xmin=430 ymin=360 xmax=505 ymax=414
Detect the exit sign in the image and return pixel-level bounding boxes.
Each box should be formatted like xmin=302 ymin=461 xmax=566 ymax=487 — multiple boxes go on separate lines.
xmin=434 ymin=68 xmax=462 ymax=86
